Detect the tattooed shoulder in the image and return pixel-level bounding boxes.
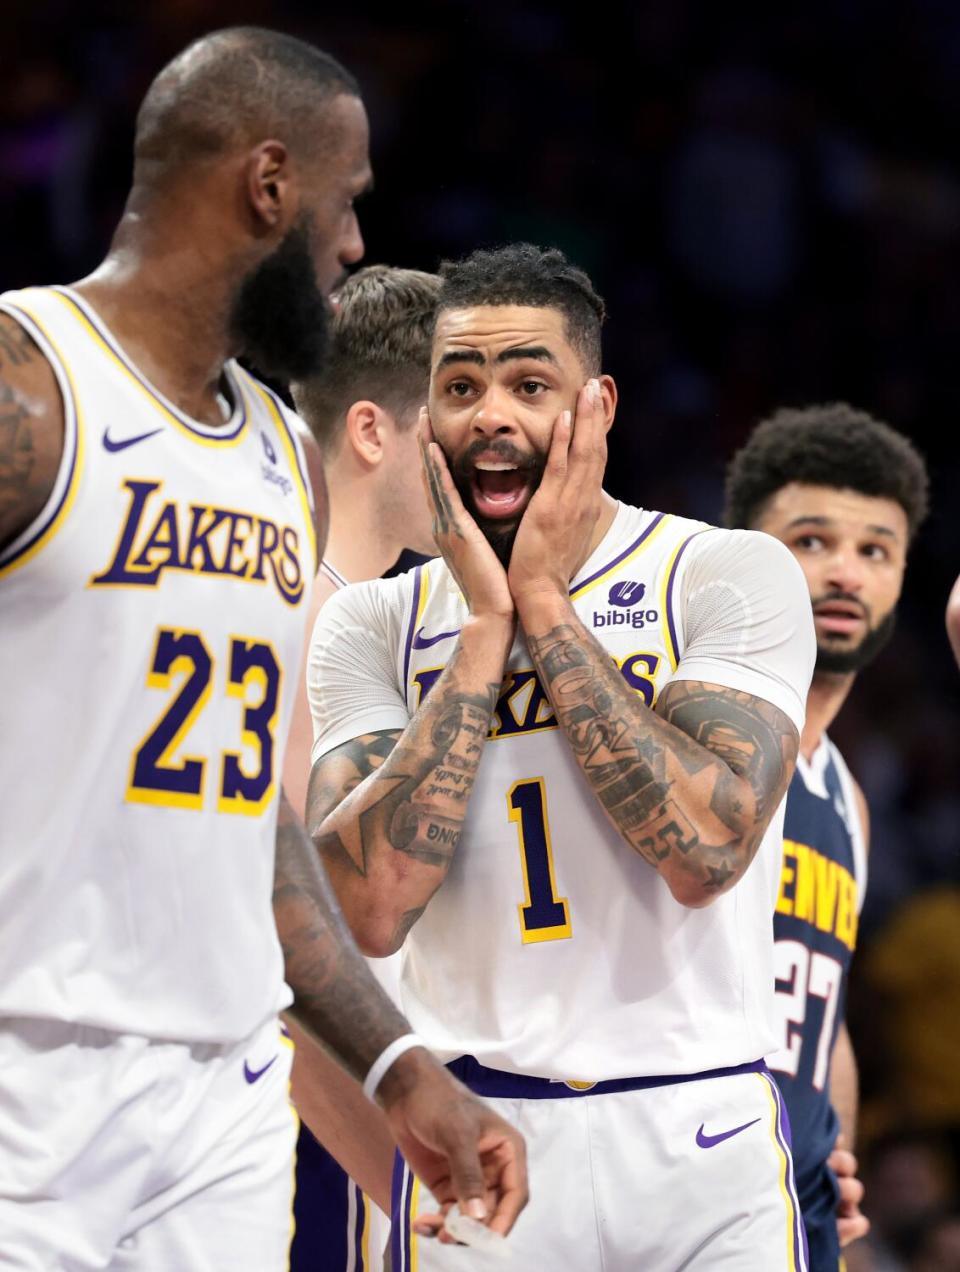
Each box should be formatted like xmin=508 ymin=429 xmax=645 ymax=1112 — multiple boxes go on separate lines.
xmin=0 ymin=311 xmax=64 ymax=554
xmin=654 ymin=679 xmax=798 ymax=815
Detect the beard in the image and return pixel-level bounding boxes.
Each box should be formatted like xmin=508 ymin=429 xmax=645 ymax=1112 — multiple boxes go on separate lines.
xmin=228 ymin=215 xmax=332 ymax=383
xmin=814 ymin=600 xmax=897 ymax=675
xmin=446 ymin=437 xmax=548 ymax=567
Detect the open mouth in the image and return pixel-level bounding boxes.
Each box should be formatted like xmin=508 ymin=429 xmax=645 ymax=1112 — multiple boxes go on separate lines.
xmin=470 ymin=460 xmax=534 ymax=521
xmin=813 ymin=600 xmax=867 ymax=637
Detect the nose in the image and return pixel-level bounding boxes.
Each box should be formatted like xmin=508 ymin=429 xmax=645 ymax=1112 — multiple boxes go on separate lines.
xmin=471 ymin=384 xmax=519 ymax=438
xmin=340 ymin=211 xmax=364 ymax=266
xmin=824 ymin=545 xmax=866 ymax=595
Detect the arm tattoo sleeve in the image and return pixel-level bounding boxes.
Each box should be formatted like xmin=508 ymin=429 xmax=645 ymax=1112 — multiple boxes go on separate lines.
xmin=306 ymin=637 xmax=502 ymax=940
xmin=0 ymin=314 xmax=63 ymax=552
xmin=273 ymin=792 xmax=409 ymax=1078
xmin=526 ymin=622 xmax=798 ymax=902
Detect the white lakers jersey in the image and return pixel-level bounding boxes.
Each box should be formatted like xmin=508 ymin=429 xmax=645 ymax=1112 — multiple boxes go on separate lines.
xmin=0 ymin=286 xmax=316 ymax=1043
xmin=310 ymin=502 xmax=814 ymax=1080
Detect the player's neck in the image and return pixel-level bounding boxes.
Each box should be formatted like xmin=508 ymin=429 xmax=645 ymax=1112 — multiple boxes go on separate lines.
xmin=323 ymin=471 xmax=400 ymax=584
xmin=800 ymin=670 xmax=856 ymax=762
xmin=71 ymin=229 xmax=239 ymax=428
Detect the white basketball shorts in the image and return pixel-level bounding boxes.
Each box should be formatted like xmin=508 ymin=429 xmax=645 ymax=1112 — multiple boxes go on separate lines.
xmin=392 ymin=1057 xmax=808 ymax=1271
xmin=0 ymin=1015 xmax=298 ymax=1270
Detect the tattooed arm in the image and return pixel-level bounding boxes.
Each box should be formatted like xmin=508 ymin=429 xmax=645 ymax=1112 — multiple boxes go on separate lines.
xmin=275 ymin=792 xmax=529 ymax=1234
xmin=305 ymin=413 xmax=516 ymax=954
xmin=523 ymin=610 xmax=797 ymax=906
xmin=308 ymin=617 xmax=509 ymax=955
xmin=0 ymin=311 xmax=64 ymax=555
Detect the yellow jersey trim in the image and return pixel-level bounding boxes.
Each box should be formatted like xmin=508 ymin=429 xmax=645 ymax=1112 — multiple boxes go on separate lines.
xmin=47 ymin=287 xmax=249 ymax=448
xmin=0 ymin=301 xmax=85 ymax=580
xmin=248 ymin=379 xmax=319 ymax=579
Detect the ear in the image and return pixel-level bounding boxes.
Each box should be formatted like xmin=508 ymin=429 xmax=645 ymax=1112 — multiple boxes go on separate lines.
xmin=344 ymin=400 xmax=389 ymax=467
xmin=244 ymin=140 xmax=297 ymax=234
xmin=598 ymin=374 xmax=618 ymax=433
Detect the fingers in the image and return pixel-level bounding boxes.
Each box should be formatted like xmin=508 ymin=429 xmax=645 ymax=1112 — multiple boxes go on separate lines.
xmin=481 ymin=1131 xmax=529 ymax=1237
xmin=828 ymin=1147 xmax=858 ymax=1178
xmin=838 ymin=1212 xmax=871 ymax=1247
xmin=837 ymin=1172 xmax=865 ymax=1210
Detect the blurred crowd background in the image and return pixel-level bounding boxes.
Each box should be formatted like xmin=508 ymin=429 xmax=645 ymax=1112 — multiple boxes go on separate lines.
xmin=3 ymin=1 xmax=959 ymax=1265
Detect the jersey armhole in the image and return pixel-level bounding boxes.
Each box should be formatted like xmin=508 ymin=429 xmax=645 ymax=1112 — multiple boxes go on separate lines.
xmin=0 ymin=300 xmax=82 ymax=578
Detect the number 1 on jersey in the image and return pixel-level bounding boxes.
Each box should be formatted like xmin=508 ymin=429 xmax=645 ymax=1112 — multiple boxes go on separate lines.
xmin=508 ymin=779 xmax=572 ymax=944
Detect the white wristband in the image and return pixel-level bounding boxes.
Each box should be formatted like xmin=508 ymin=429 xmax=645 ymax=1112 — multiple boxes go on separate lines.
xmin=363 ymin=1033 xmax=424 ymax=1102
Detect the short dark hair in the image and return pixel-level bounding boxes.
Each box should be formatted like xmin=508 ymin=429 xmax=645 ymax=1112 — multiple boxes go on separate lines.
xmin=724 ymin=402 xmax=930 ymax=541
xmin=134 ymin=27 xmax=359 ymax=175
xmin=436 ymin=243 xmax=605 ymax=374
xmin=292 ymin=265 xmax=441 ymax=454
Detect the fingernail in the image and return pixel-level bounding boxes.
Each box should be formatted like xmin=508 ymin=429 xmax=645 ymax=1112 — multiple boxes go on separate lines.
xmin=563 ymin=410 xmax=572 ymax=429
xmin=465 ymin=1198 xmax=487 ymax=1220
xmin=413 ymin=1221 xmax=433 ymax=1235
xmin=590 ymin=378 xmax=601 ymax=400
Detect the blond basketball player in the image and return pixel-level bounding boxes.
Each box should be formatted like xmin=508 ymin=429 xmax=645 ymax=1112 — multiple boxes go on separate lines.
xmin=307 ymin=243 xmax=816 ymax=1270
xmin=281 ymin=265 xmax=439 ymax=1272
xmin=0 ymin=31 xmax=525 ymax=1270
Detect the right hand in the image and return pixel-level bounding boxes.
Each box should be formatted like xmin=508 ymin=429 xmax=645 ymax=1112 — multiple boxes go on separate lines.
xmin=829 ymin=1141 xmax=870 ymax=1247
xmin=377 ymin=1046 xmax=529 ymax=1240
xmin=419 ymin=411 xmax=514 ymax=622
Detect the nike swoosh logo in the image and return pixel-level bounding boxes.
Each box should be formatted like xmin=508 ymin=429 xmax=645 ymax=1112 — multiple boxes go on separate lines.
xmin=102 ymin=427 xmax=163 ymax=453
xmin=695 ymin=1117 xmax=761 ymax=1149
xmin=412 ymin=625 xmax=461 ymax=650
xmin=243 ymin=1055 xmax=278 ymax=1084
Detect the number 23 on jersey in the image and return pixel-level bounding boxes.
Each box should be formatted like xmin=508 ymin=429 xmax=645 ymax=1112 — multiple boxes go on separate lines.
xmin=127 ymin=626 xmax=282 ymax=816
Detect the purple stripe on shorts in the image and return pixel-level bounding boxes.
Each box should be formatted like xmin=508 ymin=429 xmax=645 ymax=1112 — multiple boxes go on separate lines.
xmin=763 ymin=1068 xmax=809 ymax=1272
xmin=390 ymin=1152 xmax=409 ymax=1272
xmin=354 ymin=1183 xmax=366 ymax=1271
xmin=401 ymin=565 xmax=424 ymax=691
xmin=570 ymin=512 xmax=665 ymax=597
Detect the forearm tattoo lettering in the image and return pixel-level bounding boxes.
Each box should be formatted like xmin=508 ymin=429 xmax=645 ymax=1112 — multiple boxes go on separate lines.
xmin=308 ymin=643 xmax=500 ymax=891
xmin=526 ymin=623 xmax=797 ymax=899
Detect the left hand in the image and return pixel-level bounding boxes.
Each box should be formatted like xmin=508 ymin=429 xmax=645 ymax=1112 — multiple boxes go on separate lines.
xmin=508 ymin=378 xmax=607 ymax=605
xmin=829 ymin=1140 xmax=870 ymax=1248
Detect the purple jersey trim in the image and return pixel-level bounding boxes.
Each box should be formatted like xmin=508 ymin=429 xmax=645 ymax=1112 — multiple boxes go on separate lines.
xmin=52 ymin=286 xmax=248 ymax=442
xmin=0 ymin=302 xmax=80 ymax=571
xmin=570 ymin=511 xmax=665 ymax=598
xmin=251 ymin=376 xmax=313 ymax=497
xmin=401 ymin=565 xmax=424 ymax=691
xmin=664 ymin=529 xmax=712 ymax=667
xmin=447 ymin=1054 xmax=766 ymax=1099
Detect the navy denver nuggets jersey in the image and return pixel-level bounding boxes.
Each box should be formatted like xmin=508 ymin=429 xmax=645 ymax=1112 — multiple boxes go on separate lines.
xmin=767 ymin=738 xmax=866 ymax=1258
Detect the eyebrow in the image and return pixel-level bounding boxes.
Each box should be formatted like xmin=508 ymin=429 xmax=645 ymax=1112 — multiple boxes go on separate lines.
xmin=435 ymin=345 xmax=560 ymax=373
xmin=784 ymin=514 xmax=899 ymax=539
xmin=495 ymin=345 xmax=559 ymax=366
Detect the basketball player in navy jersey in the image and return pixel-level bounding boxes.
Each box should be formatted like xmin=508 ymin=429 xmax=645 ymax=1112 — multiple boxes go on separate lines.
xmin=725 ymin=404 xmax=929 ymax=1269
xmin=282 ymin=264 xmax=439 ymax=1272
xmin=0 ymin=29 xmax=525 ymax=1268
